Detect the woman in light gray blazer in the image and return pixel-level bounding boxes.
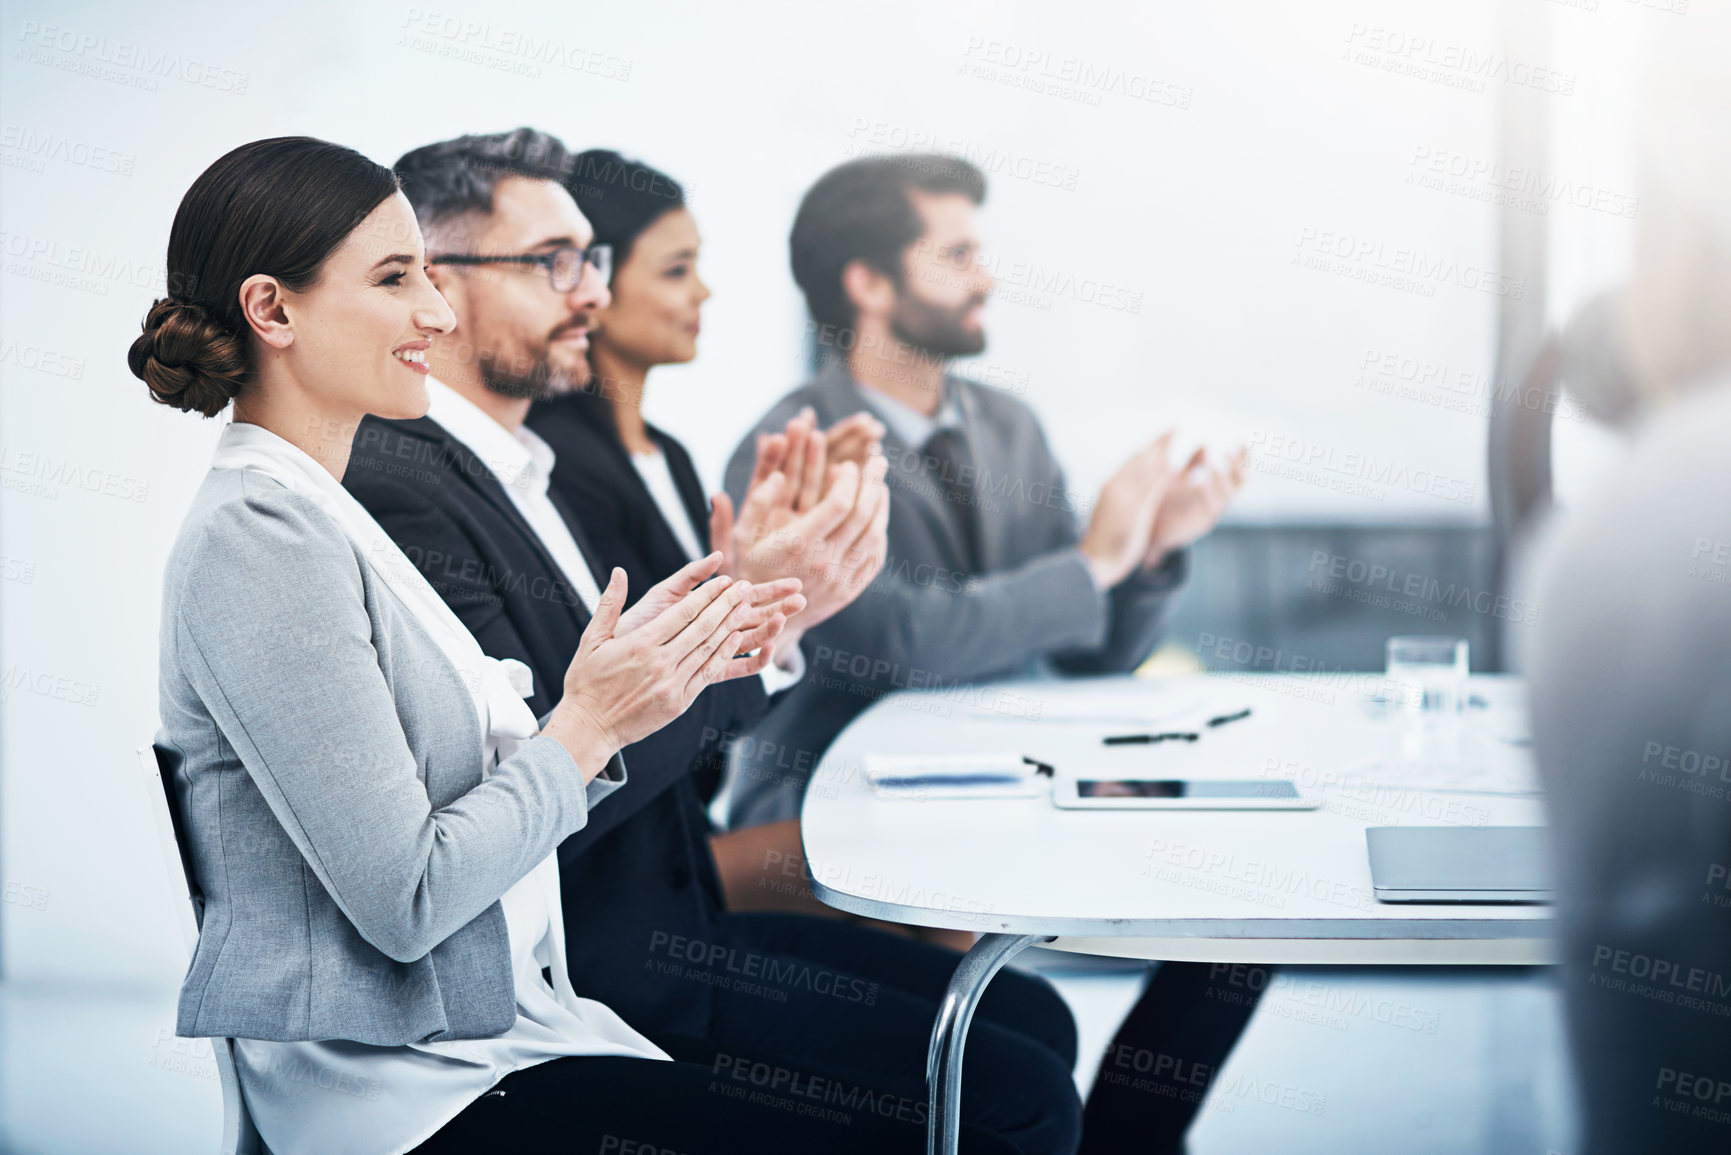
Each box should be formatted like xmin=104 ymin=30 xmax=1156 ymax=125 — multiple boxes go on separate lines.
xmin=132 ymin=137 xmax=989 ymax=1155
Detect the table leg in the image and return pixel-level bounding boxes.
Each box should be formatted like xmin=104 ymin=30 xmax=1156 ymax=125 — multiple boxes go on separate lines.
xmin=926 ymin=932 xmax=1054 ymax=1155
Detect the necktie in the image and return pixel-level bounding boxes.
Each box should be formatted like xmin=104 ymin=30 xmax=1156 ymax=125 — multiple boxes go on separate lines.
xmin=921 ymin=427 xmax=982 ymax=574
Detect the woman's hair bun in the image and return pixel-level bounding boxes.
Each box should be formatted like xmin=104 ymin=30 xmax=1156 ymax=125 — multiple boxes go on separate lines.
xmin=128 ymin=296 xmax=249 ymax=417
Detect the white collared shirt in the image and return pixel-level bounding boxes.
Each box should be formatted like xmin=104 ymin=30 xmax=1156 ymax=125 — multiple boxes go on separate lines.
xmin=627 ymin=447 xmax=804 ymax=695
xmin=856 ymin=377 xmax=962 ymax=450
xmin=631 ymin=449 xmax=708 ymax=562
xmin=425 ymin=379 xmax=802 ymax=693
xmin=426 ymin=379 xmax=606 ymax=614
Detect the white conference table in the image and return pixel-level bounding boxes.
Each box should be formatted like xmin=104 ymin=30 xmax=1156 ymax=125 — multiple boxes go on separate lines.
xmin=797 ymin=672 xmax=1552 ymax=1155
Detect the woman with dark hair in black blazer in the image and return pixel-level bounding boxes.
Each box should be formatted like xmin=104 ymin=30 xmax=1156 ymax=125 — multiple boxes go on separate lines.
xmin=526 ymin=152 xmax=886 ymax=809
xmin=522 ymin=149 xmax=1089 ymax=1153
xmin=526 ymin=153 xmax=882 ymax=609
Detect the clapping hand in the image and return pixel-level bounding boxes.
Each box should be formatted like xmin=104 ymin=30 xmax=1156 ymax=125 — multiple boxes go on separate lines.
xmin=546 ymin=565 xmax=789 ymax=778
xmin=820 ymin=411 xmax=886 ymax=479
xmin=617 ymin=551 xmax=805 ymax=640
xmin=1077 ymin=433 xmax=1176 ymax=589
xmin=1142 ymin=446 xmax=1249 ymax=567
xmin=707 ymin=412 xmax=890 ymax=657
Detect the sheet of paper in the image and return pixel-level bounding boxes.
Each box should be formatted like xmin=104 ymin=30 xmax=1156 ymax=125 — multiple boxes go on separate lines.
xmin=862 ymin=751 xmax=1044 ymax=799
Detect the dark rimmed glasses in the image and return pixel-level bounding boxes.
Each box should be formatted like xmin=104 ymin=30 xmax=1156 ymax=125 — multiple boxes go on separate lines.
xmin=430 ymin=243 xmax=612 ymax=292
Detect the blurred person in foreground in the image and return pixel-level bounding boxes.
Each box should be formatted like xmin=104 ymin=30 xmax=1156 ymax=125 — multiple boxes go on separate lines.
xmin=1522 ymin=14 xmax=1731 ymax=1153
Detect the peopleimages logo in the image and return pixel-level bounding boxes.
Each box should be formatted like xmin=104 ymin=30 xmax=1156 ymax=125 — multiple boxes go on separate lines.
xmin=972 ymin=251 xmax=1143 ymax=313
xmin=1353 ymin=346 xmax=1592 ymax=425
xmin=1406 ymin=145 xmax=1639 ymax=219
xmin=398 ymin=8 xmax=632 ymax=81
xmin=647 ymin=931 xmax=879 ymax=1005
xmin=1654 ymin=1066 xmax=1731 ymax=1128
xmin=1638 ymin=741 xmax=1731 ymax=803
xmin=0 ymin=124 xmax=136 ymax=175
xmin=847 ymin=119 xmax=1082 ymax=191
xmin=1294 ymin=228 xmax=1526 ymax=300
xmin=1589 ymin=944 xmax=1731 ymax=1013
xmin=710 ymin=1053 xmax=927 ymax=1125
xmin=1248 ymin=431 xmax=1478 ymax=505
xmin=1307 ymin=550 xmax=1539 ymax=626
xmin=958 ymin=37 xmax=1193 ymax=110
xmin=0 ymin=444 xmax=150 ymax=504
xmin=1342 ymin=24 xmax=1575 ymax=96
xmin=14 ymin=21 xmax=250 ymax=93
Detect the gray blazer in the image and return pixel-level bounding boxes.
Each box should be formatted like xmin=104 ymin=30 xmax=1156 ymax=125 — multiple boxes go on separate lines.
xmin=721 ymin=362 xmax=1187 ymax=826
xmin=159 ymin=467 xmax=621 ymax=1045
xmin=1525 ymin=383 xmax=1731 ymax=1154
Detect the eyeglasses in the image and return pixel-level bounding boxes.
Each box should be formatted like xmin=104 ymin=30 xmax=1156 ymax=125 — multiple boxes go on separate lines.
xmin=430 ymin=244 xmax=612 ymax=292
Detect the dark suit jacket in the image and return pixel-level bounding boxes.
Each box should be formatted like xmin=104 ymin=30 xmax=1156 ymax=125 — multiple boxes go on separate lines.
xmin=720 ymin=361 xmax=1189 ymax=826
xmin=526 ymin=395 xmax=740 ymax=803
xmin=344 ymin=413 xmax=768 ymax=1036
xmin=527 ymin=394 xmax=713 ymax=613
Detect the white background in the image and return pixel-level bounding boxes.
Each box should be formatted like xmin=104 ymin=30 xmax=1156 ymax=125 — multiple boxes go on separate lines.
xmin=1 ymin=0 xmax=1645 ymax=985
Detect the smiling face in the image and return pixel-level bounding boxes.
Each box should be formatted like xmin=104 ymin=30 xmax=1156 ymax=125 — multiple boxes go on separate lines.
xmin=273 ymin=191 xmax=455 ymax=420
xmin=429 ymin=175 xmax=610 ymax=398
xmin=590 ymin=207 xmax=710 ymax=371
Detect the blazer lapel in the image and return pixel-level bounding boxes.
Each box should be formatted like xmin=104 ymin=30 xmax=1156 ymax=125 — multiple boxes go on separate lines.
xmin=652 ymin=427 xmax=714 ymax=556
xmin=546 ymin=485 xmax=608 ymax=612
xmin=597 ymin=421 xmax=706 ymax=569
xmin=409 ymin=417 xmax=593 ymax=630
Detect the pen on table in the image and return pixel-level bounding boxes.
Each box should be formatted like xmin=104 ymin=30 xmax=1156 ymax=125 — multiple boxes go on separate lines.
xmin=1022 ymin=756 xmax=1056 ymax=777
xmin=1102 ymin=731 xmax=1198 ymax=746
xmin=1102 ymin=708 xmax=1253 ymax=746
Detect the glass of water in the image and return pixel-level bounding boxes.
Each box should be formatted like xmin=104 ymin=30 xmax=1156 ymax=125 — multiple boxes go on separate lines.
xmin=1385 ymin=636 xmax=1469 ymax=719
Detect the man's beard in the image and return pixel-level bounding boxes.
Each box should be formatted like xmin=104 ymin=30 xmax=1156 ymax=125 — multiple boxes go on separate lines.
xmin=477 ymin=340 xmax=585 ymax=400
xmin=888 ymin=288 xmax=987 ymax=360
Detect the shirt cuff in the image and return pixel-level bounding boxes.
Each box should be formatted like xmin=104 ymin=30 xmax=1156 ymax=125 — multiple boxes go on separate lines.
xmin=535 ymin=706 xmax=627 ymax=809
xmin=759 ymin=641 xmax=806 ymax=697
xmin=584 ymin=751 xmax=628 ymax=810
xmin=1127 ymin=546 xmax=1189 ymax=593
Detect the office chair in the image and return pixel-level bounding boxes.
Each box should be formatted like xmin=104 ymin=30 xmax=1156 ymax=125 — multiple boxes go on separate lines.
xmin=136 ymin=742 xmax=268 ymax=1155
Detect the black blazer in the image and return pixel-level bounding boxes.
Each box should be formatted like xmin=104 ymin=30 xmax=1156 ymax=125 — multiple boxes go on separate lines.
xmin=527 ymin=393 xmax=713 ymax=609
xmin=343 ymin=414 xmax=769 ymax=1037
xmin=527 ymin=394 xmax=734 ymax=802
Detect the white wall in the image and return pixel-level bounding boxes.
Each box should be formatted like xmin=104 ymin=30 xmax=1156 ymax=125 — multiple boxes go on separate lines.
xmin=3 ymin=0 xmax=1624 ymax=984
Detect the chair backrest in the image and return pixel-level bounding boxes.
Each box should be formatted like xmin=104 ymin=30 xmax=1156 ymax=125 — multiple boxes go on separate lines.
xmin=136 ymin=742 xmax=268 ymax=1155
xmin=139 ymin=742 xmax=202 ymax=956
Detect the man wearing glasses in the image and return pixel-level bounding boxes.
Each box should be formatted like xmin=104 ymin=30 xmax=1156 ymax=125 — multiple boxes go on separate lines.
xmin=430 ymin=237 xmax=613 ymax=314
xmin=343 ymin=130 xmax=1084 ymax=1153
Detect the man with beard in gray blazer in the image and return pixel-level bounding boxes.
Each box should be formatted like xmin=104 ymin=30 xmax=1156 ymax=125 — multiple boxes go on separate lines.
xmin=722 ymin=154 xmax=1246 ymax=830
xmin=721 ymin=154 xmax=1251 ymax=1155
